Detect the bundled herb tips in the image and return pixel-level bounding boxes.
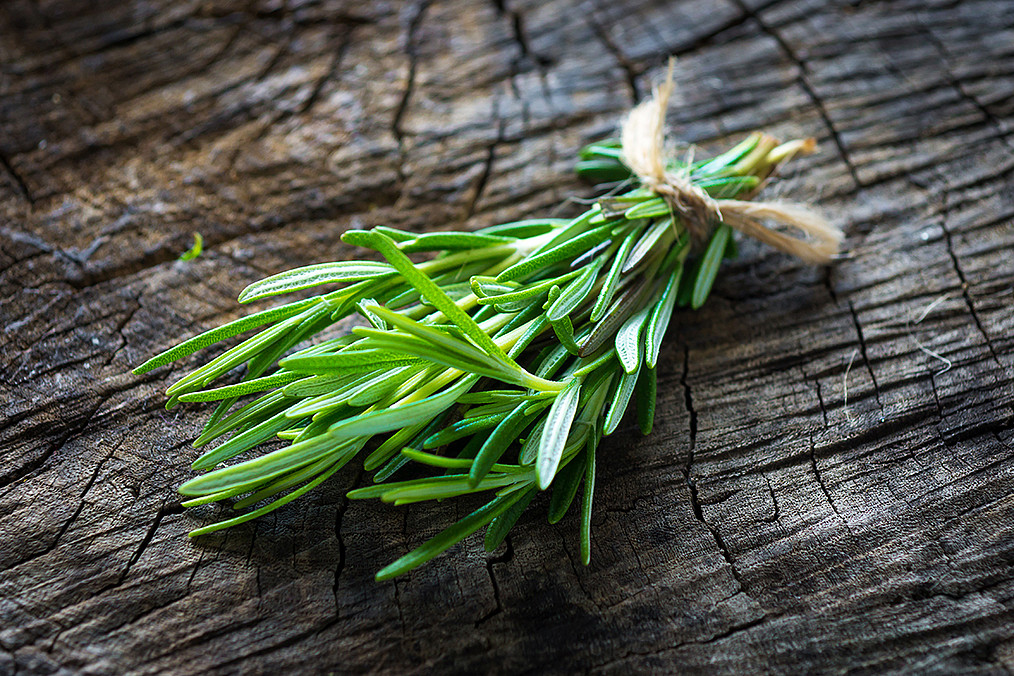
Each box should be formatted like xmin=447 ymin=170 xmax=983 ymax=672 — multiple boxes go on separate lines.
xmin=135 ymin=74 xmax=841 ymax=580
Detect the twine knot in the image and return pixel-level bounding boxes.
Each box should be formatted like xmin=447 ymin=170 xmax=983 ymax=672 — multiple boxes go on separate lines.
xmin=619 ymin=62 xmax=843 ymax=265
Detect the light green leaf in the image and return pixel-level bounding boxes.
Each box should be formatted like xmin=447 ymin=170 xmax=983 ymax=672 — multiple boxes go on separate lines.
xmin=622 ymin=218 xmax=673 ymax=273
xmin=496 ymin=222 xmax=614 ymax=283
xmin=645 ymin=263 xmax=683 ymax=368
xmin=550 ymin=315 xmax=580 ymax=356
xmin=133 ymin=297 xmax=319 ymax=375
xmin=624 ymin=197 xmax=669 ymax=219
xmin=328 ymin=374 xmax=479 ymax=440
xmin=179 ymin=232 xmax=203 ymax=261
xmin=187 ymin=444 xmax=359 ymax=537
xmin=343 ymin=230 xmax=512 ymax=363
xmin=546 ymin=263 xmax=599 ymax=321
xmin=192 ymin=407 xmax=303 ymax=470
xmin=180 ymin=434 xmax=364 ymax=497
xmin=581 ymin=433 xmax=598 ymax=565
xmin=475 ymin=218 xmax=566 ymax=238
xmin=536 ymin=379 xmax=582 ymax=489
xmin=177 ymin=371 xmax=304 ymax=403
xmin=280 ymin=348 xmax=419 ymax=374
xmin=423 ymin=412 xmax=505 ymax=449
xmin=165 ymin=310 xmax=311 ymax=397
xmin=614 ymin=302 xmax=654 ymax=374
xmin=470 ymin=402 xmax=542 ymax=487
xmin=238 ymin=261 xmax=396 ymax=303
xmin=604 ymin=365 xmax=641 ymax=435
xmin=398 ymin=231 xmax=515 ymax=252
xmin=590 ymin=225 xmax=640 ymax=321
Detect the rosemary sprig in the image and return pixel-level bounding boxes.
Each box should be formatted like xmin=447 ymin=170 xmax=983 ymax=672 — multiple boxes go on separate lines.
xmin=135 ymin=131 xmax=816 ymax=580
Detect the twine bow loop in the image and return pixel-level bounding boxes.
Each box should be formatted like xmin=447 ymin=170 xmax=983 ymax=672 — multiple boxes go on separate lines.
xmin=619 ymin=63 xmax=843 ymax=265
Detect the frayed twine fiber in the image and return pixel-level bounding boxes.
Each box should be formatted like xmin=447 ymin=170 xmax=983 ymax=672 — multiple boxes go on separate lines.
xmin=620 ymin=61 xmax=843 ymax=264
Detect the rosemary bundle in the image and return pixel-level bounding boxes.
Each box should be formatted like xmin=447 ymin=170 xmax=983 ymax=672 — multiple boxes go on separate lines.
xmin=135 ymin=74 xmax=841 ymax=580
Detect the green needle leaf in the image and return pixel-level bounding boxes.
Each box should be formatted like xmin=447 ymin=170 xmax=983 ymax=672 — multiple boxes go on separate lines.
xmin=188 ymin=449 xmax=354 ymax=537
xmin=398 ymin=231 xmax=516 ymax=252
xmin=691 ymin=223 xmax=732 ymax=310
xmin=375 ymin=491 xmax=528 ymax=581
xmin=192 ymin=407 xmax=302 ymax=470
xmin=590 ymin=226 xmax=640 ymax=321
xmin=605 ymin=364 xmax=641 ymax=435
xmin=344 ymin=230 xmax=513 ymax=364
xmin=281 ymin=349 xmax=420 ymax=374
xmin=484 ymin=486 xmax=537 ymax=552
xmin=581 ymin=434 xmax=598 ymax=565
xmin=181 ymin=435 xmax=365 ymax=497
xmin=475 ymin=218 xmax=566 ymax=238
xmin=238 ymin=261 xmax=396 ymax=303
xmin=133 ymin=297 xmax=319 ymax=375
xmin=614 ymin=301 xmax=654 ymax=374
xmin=645 ymin=262 xmax=683 ymax=369
xmin=546 ymin=263 xmax=599 ymax=322
xmin=536 ymin=379 xmax=582 ymax=489
xmin=496 ymin=222 xmax=614 ymax=283
xmin=424 ymin=412 xmax=505 ymax=449
xmin=547 ymin=454 xmax=585 ymax=524
xmin=623 ymin=218 xmax=673 ymax=273
xmin=624 ymin=197 xmax=670 ymax=219
xmin=636 ymin=366 xmax=657 ymax=435
xmin=470 ymin=402 xmax=542 ymax=487
xmin=327 ymin=375 xmax=480 ymax=441
xmin=177 ymin=371 xmax=304 ymax=403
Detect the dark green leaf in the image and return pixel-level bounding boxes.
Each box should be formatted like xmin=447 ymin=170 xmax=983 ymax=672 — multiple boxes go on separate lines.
xmin=636 ymin=366 xmax=657 ymax=435
xmin=375 ymin=491 xmax=527 ymax=581
xmin=691 ymin=223 xmax=731 ymax=310
xmin=547 ymin=455 xmax=585 ymax=524
xmin=484 ymin=487 xmax=537 ymax=551
xmin=470 ymin=402 xmax=541 ymax=487
xmin=496 ymin=222 xmax=614 ymax=283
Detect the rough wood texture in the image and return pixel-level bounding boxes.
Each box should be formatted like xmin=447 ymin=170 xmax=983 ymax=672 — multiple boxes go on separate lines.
xmin=2 ymin=0 xmax=1013 ymax=673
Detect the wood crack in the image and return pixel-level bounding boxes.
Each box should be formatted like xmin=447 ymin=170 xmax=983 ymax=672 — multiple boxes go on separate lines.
xmin=465 ymin=115 xmax=506 ymax=220
xmin=0 ymin=397 xmax=103 ymax=489
xmin=847 ymin=299 xmax=885 ymax=414
xmin=732 ymin=0 xmax=862 ymax=188
xmin=584 ymin=13 xmax=642 ymax=104
xmin=117 ymin=501 xmax=185 ymax=585
xmin=680 ymin=345 xmax=748 ymax=594
xmin=809 ymin=433 xmax=842 ymax=519
xmin=333 ymin=466 xmax=364 ymax=615
xmin=490 ymin=0 xmax=552 ymax=70
xmin=0 ymin=150 xmax=34 ymax=204
xmin=938 ymin=190 xmax=1003 ymax=369
xmin=474 ymin=534 xmax=512 ymax=626
xmin=916 ymin=16 xmax=1013 ymax=151
xmin=391 ymin=0 xmax=431 ymax=183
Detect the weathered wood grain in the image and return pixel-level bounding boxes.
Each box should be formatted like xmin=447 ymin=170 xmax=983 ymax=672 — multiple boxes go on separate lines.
xmin=2 ymin=0 xmax=1013 ymax=673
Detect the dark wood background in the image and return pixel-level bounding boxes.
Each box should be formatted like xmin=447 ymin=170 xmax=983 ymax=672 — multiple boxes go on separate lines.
xmin=2 ymin=0 xmax=1013 ymax=673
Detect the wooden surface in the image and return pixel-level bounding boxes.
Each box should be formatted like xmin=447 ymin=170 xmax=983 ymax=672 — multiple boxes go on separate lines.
xmin=2 ymin=0 xmax=1014 ymax=673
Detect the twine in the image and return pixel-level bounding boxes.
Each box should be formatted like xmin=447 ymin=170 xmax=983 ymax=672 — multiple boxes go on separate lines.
xmin=619 ymin=62 xmax=843 ymax=264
